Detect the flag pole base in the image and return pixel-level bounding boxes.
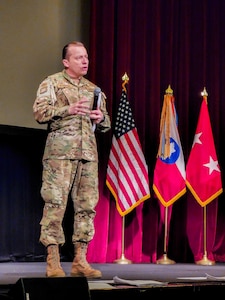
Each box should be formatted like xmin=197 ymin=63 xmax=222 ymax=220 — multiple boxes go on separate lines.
xmin=156 ymin=253 xmax=176 ymax=265
xmin=195 ymin=255 xmax=215 ymax=266
xmin=114 ymin=253 xmax=132 ymax=264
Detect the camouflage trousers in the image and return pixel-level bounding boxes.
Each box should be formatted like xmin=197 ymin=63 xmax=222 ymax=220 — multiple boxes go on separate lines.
xmin=39 ymin=159 xmax=99 ymax=247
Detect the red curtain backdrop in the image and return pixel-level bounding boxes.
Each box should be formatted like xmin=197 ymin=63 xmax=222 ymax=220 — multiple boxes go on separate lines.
xmin=86 ymin=0 xmax=225 ymax=263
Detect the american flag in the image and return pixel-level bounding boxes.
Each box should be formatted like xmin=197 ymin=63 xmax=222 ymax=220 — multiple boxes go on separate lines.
xmin=106 ymin=89 xmax=150 ymax=216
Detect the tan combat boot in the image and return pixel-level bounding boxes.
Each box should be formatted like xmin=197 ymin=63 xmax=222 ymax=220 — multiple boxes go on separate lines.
xmin=46 ymin=244 xmax=66 ymax=277
xmin=71 ymin=242 xmax=102 ymax=278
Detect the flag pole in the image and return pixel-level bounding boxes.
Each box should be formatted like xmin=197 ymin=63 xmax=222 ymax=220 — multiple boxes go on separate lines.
xmin=114 ymin=72 xmax=132 ymax=265
xmin=195 ymin=206 xmax=215 ymax=265
xmin=156 ymin=206 xmax=175 ymax=264
xmin=195 ymin=88 xmax=215 ymax=266
xmin=114 ymin=216 xmax=132 ymax=264
xmin=156 ymin=85 xmax=176 ymax=265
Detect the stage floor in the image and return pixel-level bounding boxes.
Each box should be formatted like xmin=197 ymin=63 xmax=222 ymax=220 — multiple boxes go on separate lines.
xmin=1 ymin=261 xmax=225 ymax=298
xmin=1 ymin=261 xmax=225 ymax=284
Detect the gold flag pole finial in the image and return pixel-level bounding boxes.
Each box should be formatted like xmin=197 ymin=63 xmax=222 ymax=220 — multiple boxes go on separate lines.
xmin=122 ymin=72 xmax=129 ymax=92
xmin=201 ymin=87 xmax=208 ymax=104
xmin=165 ymin=84 xmax=173 ymax=95
xmin=201 ymin=87 xmax=208 ymax=97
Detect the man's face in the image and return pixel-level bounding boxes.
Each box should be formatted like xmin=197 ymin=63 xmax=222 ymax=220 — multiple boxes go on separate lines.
xmin=63 ymin=45 xmax=89 ymax=79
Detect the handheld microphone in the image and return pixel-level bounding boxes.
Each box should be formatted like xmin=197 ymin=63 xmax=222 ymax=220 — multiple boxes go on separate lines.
xmin=93 ymin=87 xmax=101 ymax=110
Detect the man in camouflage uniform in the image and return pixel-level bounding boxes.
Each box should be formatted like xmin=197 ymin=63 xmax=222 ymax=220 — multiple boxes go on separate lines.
xmin=33 ymin=41 xmax=111 ymax=278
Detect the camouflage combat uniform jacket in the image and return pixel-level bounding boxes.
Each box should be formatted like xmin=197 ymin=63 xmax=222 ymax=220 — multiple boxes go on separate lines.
xmin=33 ymin=70 xmax=111 ymax=162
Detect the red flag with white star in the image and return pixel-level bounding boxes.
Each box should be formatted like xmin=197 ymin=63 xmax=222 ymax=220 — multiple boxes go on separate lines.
xmin=186 ymin=93 xmax=223 ymax=206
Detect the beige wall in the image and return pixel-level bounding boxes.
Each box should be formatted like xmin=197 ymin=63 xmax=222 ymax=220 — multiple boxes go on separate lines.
xmin=0 ymin=0 xmax=90 ymax=129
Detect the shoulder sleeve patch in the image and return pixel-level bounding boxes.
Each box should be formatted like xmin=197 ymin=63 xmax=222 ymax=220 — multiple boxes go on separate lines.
xmin=39 ymin=86 xmax=48 ymax=94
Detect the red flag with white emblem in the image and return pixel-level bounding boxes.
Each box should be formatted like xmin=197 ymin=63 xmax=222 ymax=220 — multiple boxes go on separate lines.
xmin=186 ymin=91 xmax=223 ymax=206
xmin=153 ymin=87 xmax=186 ymax=207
